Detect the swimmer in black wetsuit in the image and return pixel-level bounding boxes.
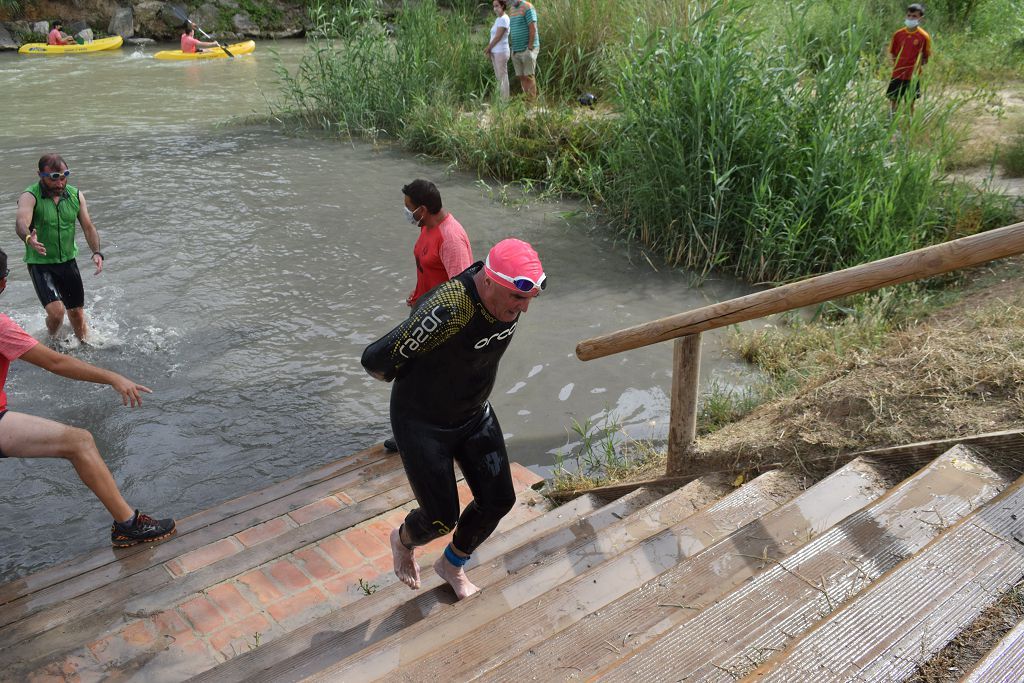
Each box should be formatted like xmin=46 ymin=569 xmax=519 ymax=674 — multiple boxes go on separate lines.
xmin=361 ymin=238 xmax=546 ymax=599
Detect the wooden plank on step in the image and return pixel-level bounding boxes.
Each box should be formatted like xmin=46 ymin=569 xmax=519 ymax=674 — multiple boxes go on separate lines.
xmin=478 ymin=456 xmax=904 ymax=683
xmin=544 ymin=430 xmax=1024 ymax=506
xmin=961 ymin=618 xmax=1024 ymax=683
xmin=593 ymin=445 xmax=1010 ymax=683
xmin=0 ymin=474 xmax=414 ymax=677
xmin=747 ymin=474 xmax=1024 ymax=682
xmin=394 ymin=470 xmax=816 ymax=683
xmin=190 ymin=487 xmax=673 ymax=683
xmin=305 ymin=472 xmax=801 ymax=683
xmin=0 ymin=451 xmax=404 ymax=631
xmin=0 ymin=445 xmax=393 ymax=608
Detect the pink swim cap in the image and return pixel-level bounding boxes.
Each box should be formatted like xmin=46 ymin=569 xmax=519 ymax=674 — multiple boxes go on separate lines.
xmin=484 ymin=238 xmax=546 ymax=295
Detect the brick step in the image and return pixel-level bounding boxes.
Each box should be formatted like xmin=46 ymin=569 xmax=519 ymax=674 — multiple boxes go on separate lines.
xmin=396 ymin=466 xmax=824 ymax=682
xmin=746 ymin=473 xmax=1024 ymax=682
xmin=194 ymin=484 xmax=676 ymax=682
xmin=17 ymin=463 xmax=547 ymax=681
xmin=0 ymin=445 xmax=400 ymax=633
xmin=476 ymin=455 xmax=907 ymax=682
xmin=592 ymin=444 xmax=1010 ymax=682
xmin=961 ymin=617 xmax=1024 ymax=682
xmin=306 ymin=471 xmax=802 ymax=682
xmin=3 ymin=454 xmax=411 ymax=671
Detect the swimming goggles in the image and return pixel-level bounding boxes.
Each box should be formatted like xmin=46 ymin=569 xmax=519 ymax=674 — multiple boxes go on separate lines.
xmin=39 ymin=170 xmax=71 ymax=180
xmin=485 ymin=255 xmax=547 ymax=293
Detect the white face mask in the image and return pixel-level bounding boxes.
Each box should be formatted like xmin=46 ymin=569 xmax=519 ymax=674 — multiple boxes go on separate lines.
xmin=905 ymin=18 xmax=920 ymax=28
xmin=404 ymin=206 xmax=420 ymax=225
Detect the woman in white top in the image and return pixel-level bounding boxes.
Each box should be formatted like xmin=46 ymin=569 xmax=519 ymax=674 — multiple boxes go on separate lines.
xmin=484 ymin=0 xmax=511 ymax=100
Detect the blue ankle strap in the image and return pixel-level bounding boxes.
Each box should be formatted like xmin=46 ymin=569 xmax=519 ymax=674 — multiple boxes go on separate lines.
xmin=444 ymin=545 xmax=470 ymax=567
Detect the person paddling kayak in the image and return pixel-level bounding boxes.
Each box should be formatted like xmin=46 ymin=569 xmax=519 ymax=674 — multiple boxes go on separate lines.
xmin=181 ymin=23 xmax=218 ymax=54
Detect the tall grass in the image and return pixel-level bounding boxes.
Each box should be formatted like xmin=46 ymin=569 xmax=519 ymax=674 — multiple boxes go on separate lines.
xmin=275 ymin=0 xmax=1018 ymax=285
xmin=600 ymin=3 xmax=1002 ymax=282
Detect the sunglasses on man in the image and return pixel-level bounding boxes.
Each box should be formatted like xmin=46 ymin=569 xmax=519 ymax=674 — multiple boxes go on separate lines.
xmin=39 ymin=170 xmax=71 ymax=181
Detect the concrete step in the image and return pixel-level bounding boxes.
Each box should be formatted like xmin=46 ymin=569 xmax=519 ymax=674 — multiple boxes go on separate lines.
xmin=476 ymin=455 xmax=907 ymax=682
xmin=961 ymin=618 xmax=1024 ymax=682
xmin=187 ymin=487 xmax=639 ymax=682
xmin=197 ymin=481 xmax=711 ymax=683
xmin=593 ymin=444 xmax=1010 ymax=682
xmin=746 ymin=473 xmax=1024 ymax=682
xmin=393 ymin=468 xmax=817 ymax=682
xmin=305 ymin=470 xmax=801 ymax=682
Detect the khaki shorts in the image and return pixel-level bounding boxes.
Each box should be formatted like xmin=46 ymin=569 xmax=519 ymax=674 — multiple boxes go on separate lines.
xmin=512 ymin=49 xmax=539 ymax=77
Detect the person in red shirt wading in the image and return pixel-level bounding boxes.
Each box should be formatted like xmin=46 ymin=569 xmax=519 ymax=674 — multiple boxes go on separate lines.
xmin=887 ymin=3 xmax=931 ymax=116
xmin=381 ymin=179 xmax=475 ymax=453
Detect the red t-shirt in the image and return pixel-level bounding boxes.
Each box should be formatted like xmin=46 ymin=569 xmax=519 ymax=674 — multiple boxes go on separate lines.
xmin=890 ymin=27 xmax=931 ymax=80
xmin=408 ymin=214 xmax=473 ymax=307
xmin=0 ymin=315 xmax=39 ymax=412
xmin=181 ymin=34 xmax=201 ymax=53
xmin=47 ymin=28 xmax=65 ymax=45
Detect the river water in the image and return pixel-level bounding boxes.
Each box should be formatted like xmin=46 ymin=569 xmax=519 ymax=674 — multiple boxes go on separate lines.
xmin=0 ymin=41 xmax=753 ymax=580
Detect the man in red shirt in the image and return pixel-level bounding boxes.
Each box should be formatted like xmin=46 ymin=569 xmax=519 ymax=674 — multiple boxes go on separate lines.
xmin=0 ymin=249 xmax=175 ymax=548
xmin=381 ymin=179 xmax=474 ymax=453
xmin=402 ymin=179 xmax=473 ymax=308
xmin=47 ymin=22 xmax=75 ymax=46
xmin=887 ymin=3 xmax=931 ymax=115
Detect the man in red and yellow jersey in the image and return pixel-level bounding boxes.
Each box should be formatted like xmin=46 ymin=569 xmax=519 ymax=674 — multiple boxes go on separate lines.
xmin=887 ymin=3 xmax=931 ymax=114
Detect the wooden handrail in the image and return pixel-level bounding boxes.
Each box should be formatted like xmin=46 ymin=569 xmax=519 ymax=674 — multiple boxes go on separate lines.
xmin=577 ymin=221 xmax=1024 ymax=361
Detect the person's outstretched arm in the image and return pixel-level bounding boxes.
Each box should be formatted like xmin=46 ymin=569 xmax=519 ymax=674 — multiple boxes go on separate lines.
xmin=19 ymin=344 xmax=152 ymax=407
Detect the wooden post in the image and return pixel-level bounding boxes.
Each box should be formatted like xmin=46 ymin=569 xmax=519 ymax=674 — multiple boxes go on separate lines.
xmin=667 ymin=333 xmax=701 ymax=476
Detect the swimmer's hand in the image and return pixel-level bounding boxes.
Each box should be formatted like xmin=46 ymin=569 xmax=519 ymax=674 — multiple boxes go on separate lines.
xmin=111 ymin=374 xmax=153 ymax=407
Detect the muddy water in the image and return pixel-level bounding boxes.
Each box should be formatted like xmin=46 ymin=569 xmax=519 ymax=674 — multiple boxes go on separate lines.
xmin=0 ymin=41 xmax=753 ymax=579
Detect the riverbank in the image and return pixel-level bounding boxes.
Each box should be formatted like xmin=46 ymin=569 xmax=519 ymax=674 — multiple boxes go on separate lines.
xmin=553 ymin=254 xmax=1024 ymax=491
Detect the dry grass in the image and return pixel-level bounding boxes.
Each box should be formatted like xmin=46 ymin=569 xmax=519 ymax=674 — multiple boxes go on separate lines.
xmin=693 ymin=268 xmax=1024 ymax=475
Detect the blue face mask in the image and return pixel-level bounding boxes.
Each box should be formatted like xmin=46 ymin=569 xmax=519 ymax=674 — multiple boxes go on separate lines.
xmin=905 ymin=18 xmax=920 ymax=28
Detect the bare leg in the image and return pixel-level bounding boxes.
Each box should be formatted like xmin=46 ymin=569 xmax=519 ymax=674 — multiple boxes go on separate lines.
xmin=66 ymin=307 xmax=88 ymax=342
xmin=391 ymin=525 xmax=421 ymax=590
xmin=434 ymin=543 xmax=479 ymax=599
xmin=43 ymin=300 xmax=66 ymax=337
xmin=0 ymin=412 xmax=133 ymax=521
xmin=519 ymin=75 xmax=537 ymax=100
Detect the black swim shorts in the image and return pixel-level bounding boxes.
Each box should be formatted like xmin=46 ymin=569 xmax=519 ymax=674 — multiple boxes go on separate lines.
xmin=886 ymin=78 xmax=921 ymax=101
xmin=27 ymin=260 xmax=85 ymax=310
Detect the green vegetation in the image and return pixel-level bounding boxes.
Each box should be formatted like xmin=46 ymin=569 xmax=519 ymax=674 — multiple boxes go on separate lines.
xmin=274 ymin=0 xmax=1018 ymax=285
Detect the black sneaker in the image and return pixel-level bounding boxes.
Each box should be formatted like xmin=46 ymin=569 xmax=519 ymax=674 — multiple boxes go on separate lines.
xmin=383 ymin=438 xmax=399 ymax=453
xmin=111 ymin=510 xmax=177 ymax=548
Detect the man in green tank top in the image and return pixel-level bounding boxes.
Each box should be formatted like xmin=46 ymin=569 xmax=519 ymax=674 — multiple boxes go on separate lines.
xmin=14 ymin=154 xmax=106 ymax=342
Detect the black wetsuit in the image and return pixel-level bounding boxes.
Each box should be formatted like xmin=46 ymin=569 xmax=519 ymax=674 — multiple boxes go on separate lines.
xmin=361 ymin=262 xmax=518 ymax=554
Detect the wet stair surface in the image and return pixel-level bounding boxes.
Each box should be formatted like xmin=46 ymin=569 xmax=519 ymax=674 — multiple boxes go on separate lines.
xmin=4 ymin=435 xmax=1024 ymax=682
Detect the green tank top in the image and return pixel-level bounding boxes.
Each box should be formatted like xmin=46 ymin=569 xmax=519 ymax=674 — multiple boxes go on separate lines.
xmin=24 ymin=182 xmax=80 ymax=265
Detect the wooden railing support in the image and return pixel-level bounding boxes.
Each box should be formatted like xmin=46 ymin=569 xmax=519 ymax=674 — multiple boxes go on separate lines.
xmin=667 ymin=333 xmax=702 ymax=476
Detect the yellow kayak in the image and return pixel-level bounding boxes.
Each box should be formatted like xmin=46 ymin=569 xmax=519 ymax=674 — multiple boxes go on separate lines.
xmin=153 ymin=41 xmax=256 ymax=61
xmin=19 ymin=35 xmax=124 ymax=55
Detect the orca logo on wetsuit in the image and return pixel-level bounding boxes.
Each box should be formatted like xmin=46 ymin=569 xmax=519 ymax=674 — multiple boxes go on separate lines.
xmin=398 ymin=306 xmax=446 ymax=359
xmin=474 ymin=322 xmax=518 ymax=350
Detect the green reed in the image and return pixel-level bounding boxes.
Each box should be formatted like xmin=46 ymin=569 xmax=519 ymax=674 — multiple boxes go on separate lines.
xmin=275 ymin=0 xmax=1017 ymax=284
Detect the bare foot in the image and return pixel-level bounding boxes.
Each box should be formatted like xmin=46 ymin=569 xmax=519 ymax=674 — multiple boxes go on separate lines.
xmin=434 ymin=555 xmax=479 ymax=600
xmin=390 ymin=528 xmax=420 ymax=590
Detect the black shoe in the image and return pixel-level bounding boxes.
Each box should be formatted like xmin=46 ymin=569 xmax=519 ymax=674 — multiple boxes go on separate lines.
xmin=111 ymin=510 xmax=177 ymax=548
xmin=384 ymin=438 xmax=399 ymax=453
